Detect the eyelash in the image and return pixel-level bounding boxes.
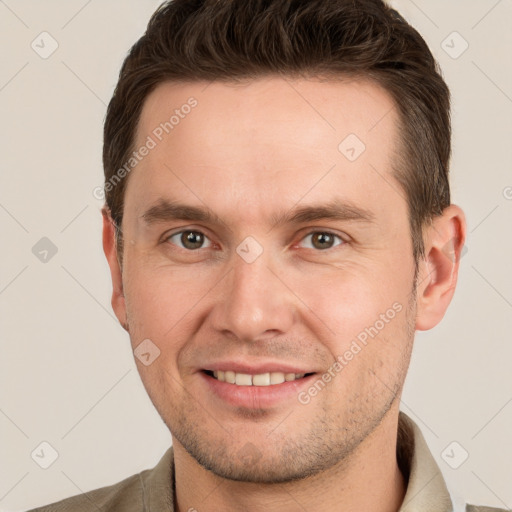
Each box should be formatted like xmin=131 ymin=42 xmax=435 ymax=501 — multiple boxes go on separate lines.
xmin=163 ymin=229 xmax=346 ymax=252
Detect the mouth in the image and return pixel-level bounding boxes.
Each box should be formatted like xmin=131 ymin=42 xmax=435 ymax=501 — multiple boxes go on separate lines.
xmin=198 ymin=363 xmax=320 ymax=408
xmin=202 ymin=369 xmax=316 ymax=386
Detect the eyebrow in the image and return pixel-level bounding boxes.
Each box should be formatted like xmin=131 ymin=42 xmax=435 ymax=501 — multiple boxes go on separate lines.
xmin=140 ymin=198 xmax=375 ymax=229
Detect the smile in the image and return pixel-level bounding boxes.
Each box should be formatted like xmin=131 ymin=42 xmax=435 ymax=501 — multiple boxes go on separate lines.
xmin=206 ymin=370 xmax=313 ymax=386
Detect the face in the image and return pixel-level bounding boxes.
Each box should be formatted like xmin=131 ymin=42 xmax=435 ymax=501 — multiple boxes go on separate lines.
xmin=112 ymin=76 xmax=420 ymax=483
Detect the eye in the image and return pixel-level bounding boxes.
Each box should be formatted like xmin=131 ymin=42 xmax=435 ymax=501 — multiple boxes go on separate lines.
xmin=299 ymin=231 xmax=345 ymax=250
xmin=166 ymin=230 xmax=213 ymax=250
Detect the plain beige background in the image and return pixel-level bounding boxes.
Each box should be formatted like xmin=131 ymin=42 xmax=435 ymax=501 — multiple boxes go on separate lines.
xmin=0 ymin=1 xmax=511 ymax=510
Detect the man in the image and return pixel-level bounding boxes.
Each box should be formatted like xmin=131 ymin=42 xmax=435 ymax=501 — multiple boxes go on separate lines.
xmin=29 ymin=0 xmax=505 ymax=511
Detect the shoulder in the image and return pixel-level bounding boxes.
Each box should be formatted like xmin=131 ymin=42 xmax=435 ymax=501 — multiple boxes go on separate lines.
xmin=27 ymin=447 xmax=175 ymax=512
xmin=27 ymin=471 xmax=146 ymax=512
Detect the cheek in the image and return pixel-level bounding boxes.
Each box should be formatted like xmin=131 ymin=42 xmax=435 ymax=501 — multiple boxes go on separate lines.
xmin=293 ymin=263 xmax=408 ymax=339
xmin=122 ymin=258 xmax=217 ymax=343
xmin=310 ymin=291 xmax=412 ymax=405
xmin=292 ymin=261 xmax=414 ymax=395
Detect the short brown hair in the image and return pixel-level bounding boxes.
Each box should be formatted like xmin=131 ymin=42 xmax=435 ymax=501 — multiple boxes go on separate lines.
xmin=103 ymin=0 xmax=451 ymax=264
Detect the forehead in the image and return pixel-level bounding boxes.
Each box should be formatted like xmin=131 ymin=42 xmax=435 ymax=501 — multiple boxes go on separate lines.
xmin=127 ymin=76 xmax=402 ymax=226
xmin=137 ymin=76 xmax=398 ymax=150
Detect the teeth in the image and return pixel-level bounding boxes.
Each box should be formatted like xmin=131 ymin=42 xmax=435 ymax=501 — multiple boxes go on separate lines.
xmin=235 ymin=373 xmax=252 ymax=386
xmin=252 ymin=373 xmax=271 ymax=386
xmin=211 ymin=371 xmax=307 ymax=386
xmin=270 ymin=372 xmax=285 ymax=384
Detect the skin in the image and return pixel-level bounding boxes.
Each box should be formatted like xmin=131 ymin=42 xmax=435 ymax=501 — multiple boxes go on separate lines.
xmin=102 ymin=76 xmax=466 ymax=512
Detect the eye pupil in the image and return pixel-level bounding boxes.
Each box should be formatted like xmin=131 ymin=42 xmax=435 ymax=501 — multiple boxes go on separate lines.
xmin=182 ymin=231 xmax=204 ymax=249
xmin=312 ymin=232 xmax=334 ymax=249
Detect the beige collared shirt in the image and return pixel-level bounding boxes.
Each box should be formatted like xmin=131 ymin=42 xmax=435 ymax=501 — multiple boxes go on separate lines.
xmin=29 ymin=412 xmax=506 ymax=511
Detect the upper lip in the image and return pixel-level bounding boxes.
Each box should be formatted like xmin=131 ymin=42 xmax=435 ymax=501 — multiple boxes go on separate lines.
xmin=201 ymin=360 xmax=317 ymax=375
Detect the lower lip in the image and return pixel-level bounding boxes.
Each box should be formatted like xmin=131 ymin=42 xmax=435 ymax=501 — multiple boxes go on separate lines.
xmin=199 ymin=371 xmax=317 ymax=408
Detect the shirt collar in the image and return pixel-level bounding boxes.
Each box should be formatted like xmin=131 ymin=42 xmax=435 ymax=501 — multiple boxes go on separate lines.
xmin=397 ymin=411 xmax=454 ymax=511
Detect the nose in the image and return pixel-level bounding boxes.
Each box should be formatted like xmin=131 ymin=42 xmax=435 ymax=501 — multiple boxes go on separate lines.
xmin=209 ymin=249 xmax=297 ymax=343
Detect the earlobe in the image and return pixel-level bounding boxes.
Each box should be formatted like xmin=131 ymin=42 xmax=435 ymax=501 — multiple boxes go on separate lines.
xmin=101 ymin=207 xmax=129 ymax=331
xmin=415 ymin=204 xmax=467 ymax=331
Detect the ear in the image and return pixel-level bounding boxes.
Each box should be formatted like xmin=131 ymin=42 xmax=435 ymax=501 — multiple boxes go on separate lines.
xmin=101 ymin=207 xmax=129 ymax=331
xmin=415 ymin=204 xmax=467 ymax=331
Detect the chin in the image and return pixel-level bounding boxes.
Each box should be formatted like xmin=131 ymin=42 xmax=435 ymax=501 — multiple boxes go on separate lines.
xmin=196 ymin=455 xmax=327 ymax=484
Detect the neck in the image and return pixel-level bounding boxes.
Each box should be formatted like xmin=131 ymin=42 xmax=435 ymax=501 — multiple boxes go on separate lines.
xmin=173 ymin=408 xmax=406 ymax=512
